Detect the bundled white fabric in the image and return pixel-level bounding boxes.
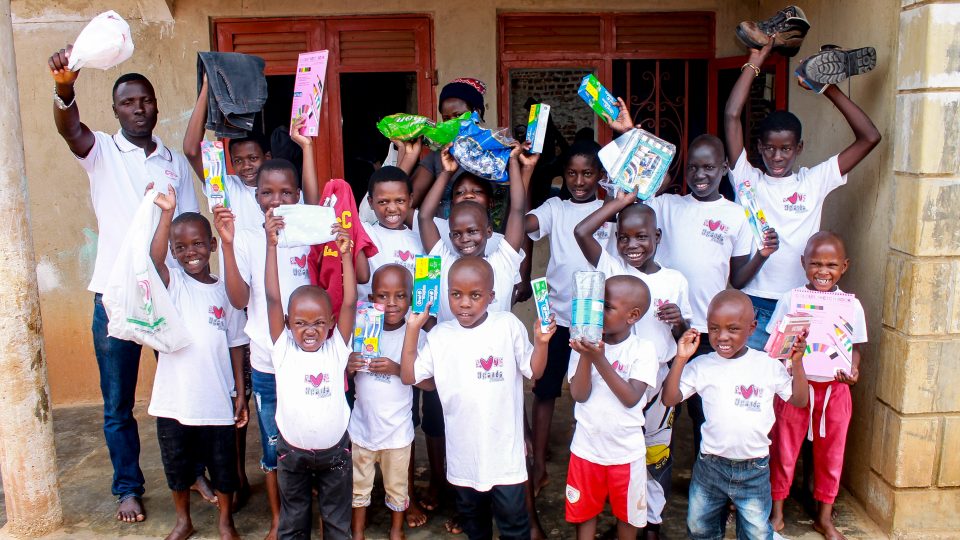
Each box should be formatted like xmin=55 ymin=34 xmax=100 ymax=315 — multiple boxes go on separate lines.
xmin=102 ymin=190 xmax=192 ymax=353
xmin=68 ymin=11 xmax=135 ymax=71
xmin=273 ymin=204 xmax=337 ymax=248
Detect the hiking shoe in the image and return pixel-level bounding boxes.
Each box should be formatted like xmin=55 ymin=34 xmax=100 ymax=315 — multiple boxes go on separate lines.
xmin=797 ymin=46 xmax=877 ymax=85
xmin=736 ymin=5 xmax=810 ymax=58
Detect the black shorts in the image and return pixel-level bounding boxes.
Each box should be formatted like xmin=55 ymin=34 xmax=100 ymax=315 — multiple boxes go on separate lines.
xmin=420 ymin=388 xmax=445 ymax=438
xmin=533 ymin=325 xmax=571 ymax=400
xmin=157 ymin=417 xmax=238 ymax=493
xmin=411 ymin=386 xmax=422 ymax=428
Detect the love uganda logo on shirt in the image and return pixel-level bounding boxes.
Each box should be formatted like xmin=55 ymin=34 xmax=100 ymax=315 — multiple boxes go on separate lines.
xmin=782 ymin=192 xmax=808 ymax=213
xmin=700 ymin=218 xmax=728 ymax=245
xmin=208 ymin=305 xmax=226 ymax=331
xmin=733 ymin=384 xmax=763 ymax=412
xmin=475 ymin=355 xmax=504 ymax=382
xmin=303 ymin=372 xmax=332 ymax=398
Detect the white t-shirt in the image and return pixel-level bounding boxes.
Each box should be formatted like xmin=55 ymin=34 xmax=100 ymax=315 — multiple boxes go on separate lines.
xmin=678 ymin=348 xmax=794 ymax=459
xmin=413 ymin=209 xmax=503 ymax=257
xmin=76 ymin=130 xmax=200 ymax=293
xmin=148 ymin=268 xmax=248 ymax=425
xmin=729 ymin=150 xmax=846 ymax=299
xmin=234 ymin=228 xmax=311 ymax=373
xmin=528 ymin=197 xmax=615 ymax=327
xmin=431 ymin=240 xmax=523 ymax=324
xmin=273 ymin=330 xmax=351 ymax=450
xmin=646 ymin=194 xmax=753 ymax=332
xmin=766 ymin=287 xmax=867 ymax=382
xmin=204 ymin=175 xmax=263 ymax=232
xmin=567 ymin=335 xmax=658 ymax=465
xmin=413 ymin=311 xmax=533 ymax=491
xmin=348 ymin=326 xmax=424 ymax=451
xmin=359 ymin=223 xmax=424 ymax=300
xmin=594 ymin=250 xmax=692 ymax=364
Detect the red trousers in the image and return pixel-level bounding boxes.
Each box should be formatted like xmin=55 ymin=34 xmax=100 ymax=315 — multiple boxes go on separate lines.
xmin=769 ymin=381 xmax=851 ymax=504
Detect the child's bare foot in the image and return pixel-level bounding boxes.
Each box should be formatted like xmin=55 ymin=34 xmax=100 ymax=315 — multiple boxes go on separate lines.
xmin=814 ymin=517 xmax=847 ymax=540
xmin=219 ymin=523 xmax=241 ymax=540
xmin=264 ymin=525 xmax=278 ymax=540
xmin=389 ymin=528 xmax=406 ymax=540
xmin=770 ymin=499 xmax=785 ymax=532
xmin=352 ymin=531 xmax=366 ymax=540
xmin=405 ymin=500 xmax=428 ymax=528
xmin=531 ymin=464 xmax=549 ymax=498
xmin=164 ymin=518 xmax=194 ymax=540
xmin=116 ymin=496 xmax=146 ymax=523
xmin=231 ymin=482 xmax=251 ymax=512
xmin=445 ymin=515 xmax=463 ymax=535
xmin=191 ymin=475 xmax=219 ymax=505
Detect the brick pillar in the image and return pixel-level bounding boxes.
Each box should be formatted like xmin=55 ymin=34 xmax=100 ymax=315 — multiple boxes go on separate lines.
xmin=867 ymin=1 xmax=960 ymax=536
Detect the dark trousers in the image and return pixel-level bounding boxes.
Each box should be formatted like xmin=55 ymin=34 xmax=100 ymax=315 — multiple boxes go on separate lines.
xmin=454 ymin=482 xmax=530 ymax=540
xmin=277 ymin=432 xmax=352 ymax=540
xmin=92 ymin=294 xmax=145 ymax=499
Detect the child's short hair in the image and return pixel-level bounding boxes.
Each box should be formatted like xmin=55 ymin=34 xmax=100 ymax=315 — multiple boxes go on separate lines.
xmin=112 ymin=73 xmax=153 ymax=99
xmin=758 ymin=110 xmax=802 ymax=142
xmin=372 ymin=263 xmax=414 ymax=290
xmin=171 ymin=212 xmax=212 ymax=238
xmin=708 ymin=289 xmax=754 ymax=319
xmin=367 ymin=166 xmax=412 ymax=196
xmin=228 ymin=134 xmax=268 ymax=156
xmin=689 ymin=133 xmax=725 ymax=157
xmin=452 ymin=173 xmax=494 ymax=203
xmin=448 ymin=200 xmax=490 ymax=228
xmin=618 ymin=200 xmax=657 ymax=227
xmin=565 ymin=139 xmax=603 ymax=170
xmin=288 ymin=284 xmax=332 ymax=311
xmin=257 ymin=158 xmax=301 ymax=188
xmin=449 ymin=256 xmax=494 ymax=290
xmin=805 ymin=231 xmax=847 ymax=257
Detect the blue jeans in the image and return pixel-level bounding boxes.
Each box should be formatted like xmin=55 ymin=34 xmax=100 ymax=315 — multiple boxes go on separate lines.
xmin=688 ymin=453 xmax=773 ymax=540
xmin=197 ymin=52 xmax=268 ymax=138
xmin=92 ymin=294 xmax=145 ymax=499
xmin=251 ymin=368 xmax=279 ymax=472
xmin=746 ymin=295 xmax=777 ymax=352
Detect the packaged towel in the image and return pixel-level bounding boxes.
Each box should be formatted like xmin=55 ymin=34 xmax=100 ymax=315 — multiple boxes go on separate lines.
xmin=273 ymin=204 xmax=337 ymax=248
xmin=68 ymin=11 xmax=135 ymax=71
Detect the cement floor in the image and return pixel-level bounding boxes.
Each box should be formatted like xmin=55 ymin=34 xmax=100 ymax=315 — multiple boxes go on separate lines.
xmin=0 ymin=396 xmax=886 ymax=539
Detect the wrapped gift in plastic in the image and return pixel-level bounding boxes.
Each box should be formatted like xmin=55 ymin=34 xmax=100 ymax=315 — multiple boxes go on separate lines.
xmin=67 ymin=11 xmax=135 ymax=71
xmin=598 ymin=128 xmax=676 ymax=200
xmin=376 ymin=113 xmax=465 ymax=150
xmin=450 ymin=112 xmax=516 ymax=183
xmin=571 ymin=271 xmax=605 ymax=343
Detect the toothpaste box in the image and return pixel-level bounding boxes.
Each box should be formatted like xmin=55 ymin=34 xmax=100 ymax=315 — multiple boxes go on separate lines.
xmin=531 ymin=277 xmax=551 ymax=331
xmin=413 ymin=255 xmax=441 ymax=316
xmin=290 ymin=50 xmax=329 ymax=137
xmin=353 ymin=302 xmax=385 ymax=370
xmin=201 ymin=140 xmax=228 ymax=211
xmin=578 ymin=74 xmax=620 ymax=122
xmin=525 ymin=103 xmax=551 ymax=154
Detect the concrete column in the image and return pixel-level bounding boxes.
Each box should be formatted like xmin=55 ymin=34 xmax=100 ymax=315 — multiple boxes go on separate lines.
xmin=866 ymin=1 xmax=960 ymax=537
xmin=0 ymin=0 xmax=63 ymax=536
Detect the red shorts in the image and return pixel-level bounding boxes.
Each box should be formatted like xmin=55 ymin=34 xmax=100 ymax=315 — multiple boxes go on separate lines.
xmin=565 ymin=452 xmax=647 ymax=527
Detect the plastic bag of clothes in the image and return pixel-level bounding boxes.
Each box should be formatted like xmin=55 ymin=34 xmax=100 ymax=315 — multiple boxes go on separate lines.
xmin=68 ymin=11 xmax=135 ymax=71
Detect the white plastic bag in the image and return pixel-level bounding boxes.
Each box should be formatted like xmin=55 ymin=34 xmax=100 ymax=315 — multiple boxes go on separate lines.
xmin=68 ymin=11 xmax=135 ymax=71
xmin=273 ymin=204 xmax=337 ymax=248
xmin=102 ymin=190 xmax=192 ymax=353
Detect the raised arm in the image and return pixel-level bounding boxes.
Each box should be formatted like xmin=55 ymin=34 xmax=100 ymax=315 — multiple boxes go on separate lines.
xmin=504 ymin=144 xmax=531 ymax=251
xmin=574 ymin=190 xmax=637 ymax=267
xmin=787 ymin=331 xmax=809 ymax=408
xmin=417 ymin=147 xmax=457 ymax=252
xmin=48 ymin=45 xmax=95 ymax=158
xmin=264 ymin=208 xmax=286 ymax=343
xmin=335 ymin=225 xmax=358 ymax=345
xmin=150 ymin=186 xmax=176 ymax=287
xmin=730 ymin=228 xmax=779 ymax=289
xmin=400 ymin=308 xmax=432 ymax=386
xmin=724 ymin=40 xmax=774 ymax=163
xmin=213 ymin=206 xmax=250 ymax=309
xmin=662 ymin=329 xmax=699 ymax=407
xmin=409 ymin=160 xmax=435 ymax=210
xmin=395 ymin=138 xmax=423 ymax=176
xmin=182 ymin=76 xmax=209 ymax=181
xmin=290 ymin=117 xmax=322 ymax=205
xmin=824 ymin=85 xmax=882 ymax=175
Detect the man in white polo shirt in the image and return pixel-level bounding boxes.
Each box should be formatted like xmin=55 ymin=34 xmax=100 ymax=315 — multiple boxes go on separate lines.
xmin=48 ymin=44 xmax=199 ymax=524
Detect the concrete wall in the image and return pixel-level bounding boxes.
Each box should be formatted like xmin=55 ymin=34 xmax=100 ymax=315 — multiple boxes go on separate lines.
xmin=11 ymin=0 xmax=756 ymax=404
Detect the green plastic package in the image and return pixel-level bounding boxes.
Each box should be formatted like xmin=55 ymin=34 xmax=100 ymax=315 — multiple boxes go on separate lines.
xmin=376 ymin=113 xmax=466 ymax=149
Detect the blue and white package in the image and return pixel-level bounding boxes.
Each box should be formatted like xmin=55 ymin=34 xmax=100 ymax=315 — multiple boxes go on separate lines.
xmin=450 ymin=112 xmax=515 ymax=183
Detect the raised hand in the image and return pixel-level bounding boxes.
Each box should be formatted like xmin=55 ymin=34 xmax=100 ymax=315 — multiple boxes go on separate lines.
xmin=332 ymin=223 xmax=353 ymax=257
xmin=212 ymin=205 xmax=236 ymax=245
xmin=48 ymin=45 xmax=78 ymax=86
xmin=534 ymin=314 xmax=557 ymax=345
xmin=154 ymin=184 xmax=177 ymax=212
xmin=289 ymin=116 xmax=313 ymax=149
xmin=676 ymin=328 xmax=701 ymax=361
xmin=264 ymin=208 xmax=285 ymax=247
xmin=439 ymin=144 xmax=458 ymax=173
xmin=607 ymin=97 xmax=636 ymax=133
xmin=760 ymin=228 xmax=780 ymax=257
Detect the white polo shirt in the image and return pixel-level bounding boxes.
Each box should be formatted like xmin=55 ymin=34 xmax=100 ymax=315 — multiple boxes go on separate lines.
xmin=76 ymin=130 xmax=199 ymax=293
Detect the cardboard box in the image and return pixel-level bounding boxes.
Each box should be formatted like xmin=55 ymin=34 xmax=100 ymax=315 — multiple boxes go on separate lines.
xmin=525 ymin=103 xmax=551 ymax=154
xmin=413 ymin=255 xmax=441 ymax=317
xmin=578 ymin=74 xmax=619 ymax=122
xmin=531 ymin=277 xmax=551 ymax=331
xmin=290 ymin=50 xmax=329 ymax=137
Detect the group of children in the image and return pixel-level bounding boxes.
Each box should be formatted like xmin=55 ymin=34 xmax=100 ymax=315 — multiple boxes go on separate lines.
xmin=136 ymin=28 xmax=879 ymax=540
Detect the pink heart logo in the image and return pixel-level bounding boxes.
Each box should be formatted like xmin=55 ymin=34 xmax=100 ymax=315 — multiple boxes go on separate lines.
xmin=738 ymin=385 xmax=756 ymax=399
xmin=479 ymin=356 xmax=495 ymax=371
xmin=397 ymin=250 xmax=413 ymax=262
xmin=708 ymin=219 xmax=721 ymax=231
xmin=294 ymin=255 xmax=307 ymax=268
xmin=209 ymin=306 xmax=225 ymax=319
xmin=788 ymin=192 xmax=800 ymax=204
xmin=612 ymin=361 xmax=623 ymax=372
xmin=309 ymin=374 xmax=324 ymax=387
